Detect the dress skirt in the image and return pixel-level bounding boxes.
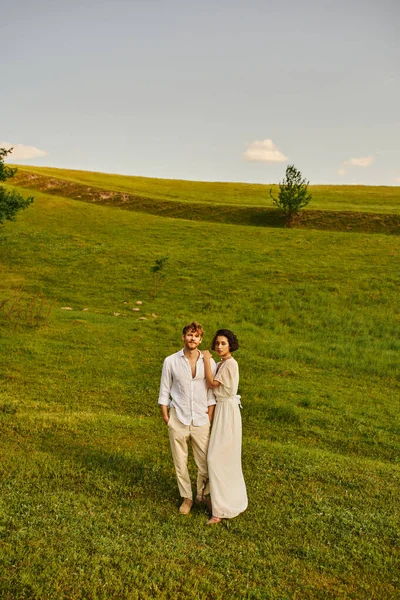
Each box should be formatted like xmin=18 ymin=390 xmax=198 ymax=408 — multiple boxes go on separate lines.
xmin=207 ymin=396 xmax=248 ymax=519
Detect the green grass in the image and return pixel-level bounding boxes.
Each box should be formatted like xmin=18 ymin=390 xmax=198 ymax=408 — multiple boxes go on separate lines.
xmin=13 ymin=164 xmax=400 ymax=213
xmin=0 ymin=186 xmax=399 ymax=599
xmin=10 ymin=172 xmax=400 ymax=236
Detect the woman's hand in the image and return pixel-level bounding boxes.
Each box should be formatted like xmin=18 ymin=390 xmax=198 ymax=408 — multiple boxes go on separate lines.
xmin=202 ymin=350 xmax=212 ymax=360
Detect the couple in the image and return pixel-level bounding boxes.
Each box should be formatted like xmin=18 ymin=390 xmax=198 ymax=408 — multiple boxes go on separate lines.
xmin=158 ymin=321 xmax=247 ymax=525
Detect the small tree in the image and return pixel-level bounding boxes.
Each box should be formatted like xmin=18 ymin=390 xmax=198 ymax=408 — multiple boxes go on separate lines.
xmin=270 ymin=164 xmax=311 ymax=227
xmin=0 ymin=148 xmax=34 ymax=225
xmin=150 ymin=256 xmax=168 ymax=299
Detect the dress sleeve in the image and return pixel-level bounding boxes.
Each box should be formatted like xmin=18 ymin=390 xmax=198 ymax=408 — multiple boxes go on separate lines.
xmin=215 ymin=360 xmax=239 ymax=397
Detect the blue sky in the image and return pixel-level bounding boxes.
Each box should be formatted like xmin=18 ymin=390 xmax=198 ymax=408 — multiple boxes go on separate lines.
xmin=2 ymin=0 xmax=399 ymax=185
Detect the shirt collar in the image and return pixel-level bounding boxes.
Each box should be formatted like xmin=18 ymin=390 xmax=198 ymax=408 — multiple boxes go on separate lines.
xmin=179 ymin=348 xmax=202 ymax=359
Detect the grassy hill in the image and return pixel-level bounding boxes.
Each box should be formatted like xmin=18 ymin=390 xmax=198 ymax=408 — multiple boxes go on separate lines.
xmin=0 ymin=179 xmax=399 ymax=599
xmin=11 ymin=163 xmax=400 ymax=212
xmin=10 ymin=166 xmax=400 ymax=235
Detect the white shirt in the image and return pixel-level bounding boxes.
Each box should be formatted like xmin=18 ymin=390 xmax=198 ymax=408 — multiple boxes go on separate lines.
xmin=158 ymin=349 xmax=216 ymax=426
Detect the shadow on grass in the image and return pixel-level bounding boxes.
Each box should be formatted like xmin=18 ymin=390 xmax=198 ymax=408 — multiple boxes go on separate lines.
xmin=37 ymin=430 xmax=177 ymax=503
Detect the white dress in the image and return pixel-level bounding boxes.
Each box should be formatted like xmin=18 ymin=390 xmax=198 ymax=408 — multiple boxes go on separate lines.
xmin=207 ymin=357 xmax=248 ymax=519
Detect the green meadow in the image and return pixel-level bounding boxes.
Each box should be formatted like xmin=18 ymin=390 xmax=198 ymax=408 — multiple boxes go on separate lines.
xmin=14 ymin=164 xmax=400 ymax=213
xmin=0 ymin=176 xmax=399 ymax=599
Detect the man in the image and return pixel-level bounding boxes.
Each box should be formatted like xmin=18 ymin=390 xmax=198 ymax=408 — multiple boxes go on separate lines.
xmin=158 ymin=321 xmax=216 ymax=515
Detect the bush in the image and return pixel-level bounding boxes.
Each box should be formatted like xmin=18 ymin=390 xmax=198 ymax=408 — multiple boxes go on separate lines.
xmin=270 ymin=164 xmax=312 ymax=227
xmin=0 ymin=147 xmax=34 ymax=224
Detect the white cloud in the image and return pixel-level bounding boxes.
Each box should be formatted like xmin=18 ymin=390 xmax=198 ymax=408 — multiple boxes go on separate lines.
xmin=346 ymin=155 xmax=374 ymax=168
xmin=0 ymin=141 xmax=47 ymax=160
xmin=243 ymin=138 xmax=288 ymax=163
xmin=395 ymin=177 xmax=400 ymax=184
xmin=338 ymin=155 xmax=374 ymax=175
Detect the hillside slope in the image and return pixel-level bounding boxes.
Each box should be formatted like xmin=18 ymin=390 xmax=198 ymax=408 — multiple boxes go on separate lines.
xmin=1 ymin=188 xmax=399 ymax=599
xmin=13 ymin=164 xmax=400 ymax=213
xmin=11 ymin=168 xmax=400 ymax=235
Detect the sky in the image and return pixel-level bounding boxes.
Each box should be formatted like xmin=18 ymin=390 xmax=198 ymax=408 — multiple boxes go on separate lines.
xmin=1 ymin=0 xmax=399 ymax=185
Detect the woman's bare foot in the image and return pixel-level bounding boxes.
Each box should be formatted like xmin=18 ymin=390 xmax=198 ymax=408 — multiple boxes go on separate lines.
xmin=206 ymin=515 xmax=222 ymax=525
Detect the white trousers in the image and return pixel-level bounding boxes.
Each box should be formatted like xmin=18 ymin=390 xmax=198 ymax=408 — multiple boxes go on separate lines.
xmin=168 ymin=407 xmax=211 ymax=499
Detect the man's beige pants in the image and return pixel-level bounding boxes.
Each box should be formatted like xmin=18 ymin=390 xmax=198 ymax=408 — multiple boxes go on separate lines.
xmin=168 ymin=407 xmax=211 ymax=499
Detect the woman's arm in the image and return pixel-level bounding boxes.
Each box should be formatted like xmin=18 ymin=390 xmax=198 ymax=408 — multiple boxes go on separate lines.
xmin=203 ymin=350 xmax=221 ymax=389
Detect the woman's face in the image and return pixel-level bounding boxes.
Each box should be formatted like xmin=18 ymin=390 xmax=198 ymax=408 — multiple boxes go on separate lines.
xmin=214 ymin=336 xmax=231 ymax=359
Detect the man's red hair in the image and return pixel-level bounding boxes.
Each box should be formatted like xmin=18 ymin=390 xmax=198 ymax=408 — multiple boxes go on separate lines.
xmin=182 ymin=321 xmax=204 ymax=337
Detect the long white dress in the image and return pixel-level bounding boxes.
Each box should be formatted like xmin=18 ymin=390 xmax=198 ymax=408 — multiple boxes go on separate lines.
xmin=207 ymin=357 xmax=248 ymax=519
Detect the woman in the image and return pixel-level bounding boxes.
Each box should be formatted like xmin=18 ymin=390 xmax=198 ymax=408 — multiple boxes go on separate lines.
xmin=203 ymin=329 xmax=248 ymax=525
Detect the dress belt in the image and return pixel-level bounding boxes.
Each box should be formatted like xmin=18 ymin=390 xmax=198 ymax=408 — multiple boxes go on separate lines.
xmin=217 ymin=395 xmax=242 ymax=408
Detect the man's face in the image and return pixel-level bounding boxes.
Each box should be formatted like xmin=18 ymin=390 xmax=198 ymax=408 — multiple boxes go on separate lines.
xmin=182 ymin=330 xmax=202 ymax=351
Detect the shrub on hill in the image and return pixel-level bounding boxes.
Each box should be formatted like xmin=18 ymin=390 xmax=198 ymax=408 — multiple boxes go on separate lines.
xmin=270 ymin=164 xmax=312 ymax=227
xmin=0 ymin=148 xmax=34 ymax=225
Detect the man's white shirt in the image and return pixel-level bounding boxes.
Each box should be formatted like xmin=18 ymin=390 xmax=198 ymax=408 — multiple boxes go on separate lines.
xmin=158 ymin=349 xmax=216 ymax=426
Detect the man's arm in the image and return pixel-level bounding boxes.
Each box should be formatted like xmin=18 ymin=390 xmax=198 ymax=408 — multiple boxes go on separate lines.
xmin=158 ymin=358 xmax=172 ymax=424
xmin=160 ymin=404 xmax=169 ymax=424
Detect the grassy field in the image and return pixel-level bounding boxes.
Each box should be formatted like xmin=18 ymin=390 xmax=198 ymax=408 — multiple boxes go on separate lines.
xmin=13 ymin=164 xmax=400 ymax=214
xmin=0 ymin=182 xmax=399 ymax=599
xmin=10 ymin=172 xmax=400 ymax=236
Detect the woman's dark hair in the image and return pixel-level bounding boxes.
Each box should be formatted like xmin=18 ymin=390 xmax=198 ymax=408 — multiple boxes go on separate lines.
xmin=211 ymin=329 xmax=239 ymax=352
